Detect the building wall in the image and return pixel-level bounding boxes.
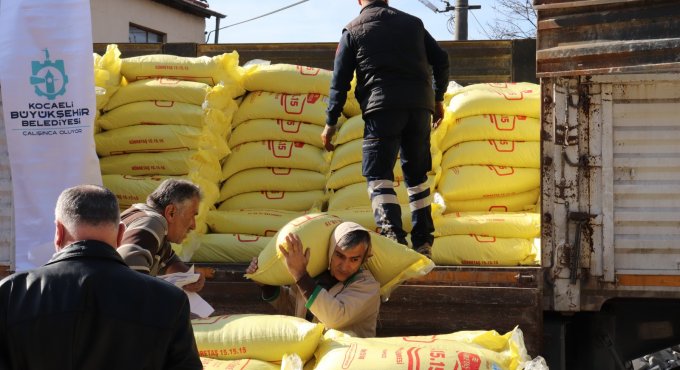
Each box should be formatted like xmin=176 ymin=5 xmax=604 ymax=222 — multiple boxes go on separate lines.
xmin=90 ymin=0 xmax=206 ymax=44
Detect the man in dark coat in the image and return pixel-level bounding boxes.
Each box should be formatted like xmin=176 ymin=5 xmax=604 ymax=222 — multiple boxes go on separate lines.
xmin=323 ymin=0 xmax=450 ymax=256
xmin=0 ymin=185 xmax=201 ymax=370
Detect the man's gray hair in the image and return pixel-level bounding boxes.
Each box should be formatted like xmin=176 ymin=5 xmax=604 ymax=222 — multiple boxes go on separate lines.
xmin=146 ymin=179 xmax=202 ymax=213
xmin=337 ymin=229 xmax=371 ymax=251
xmin=55 ymin=185 xmax=120 ymax=230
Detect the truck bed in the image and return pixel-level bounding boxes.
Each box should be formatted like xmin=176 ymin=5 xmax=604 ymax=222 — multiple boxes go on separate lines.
xmin=195 ymin=263 xmax=543 ymax=356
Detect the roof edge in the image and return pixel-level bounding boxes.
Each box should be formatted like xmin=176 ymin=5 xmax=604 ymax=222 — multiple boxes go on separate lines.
xmin=152 ymin=0 xmax=226 ymax=19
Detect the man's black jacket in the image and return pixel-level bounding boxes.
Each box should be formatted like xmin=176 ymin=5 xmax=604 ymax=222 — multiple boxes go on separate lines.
xmin=0 ymin=240 xmax=201 ymax=370
xmin=327 ymin=1 xmax=450 ymax=125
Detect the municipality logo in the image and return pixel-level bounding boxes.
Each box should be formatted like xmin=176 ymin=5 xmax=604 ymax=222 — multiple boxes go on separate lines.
xmin=30 ymin=49 xmax=68 ymax=100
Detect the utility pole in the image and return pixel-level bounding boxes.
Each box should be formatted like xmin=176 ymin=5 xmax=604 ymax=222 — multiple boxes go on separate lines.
xmin=417 ymin=0 xmax=480 ymax=40
xmin=455 ymin=0 xmax=468 ymax=40
xmin=453 ymin=0 xmax=481 ymax=40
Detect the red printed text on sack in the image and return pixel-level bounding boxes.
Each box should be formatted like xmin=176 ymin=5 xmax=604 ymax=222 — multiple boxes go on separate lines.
xmin=488 ymin=140 xmax=515 ymax=153
xmin=296 ymin=65 xmax=321 ymax=76
xmin=280 ymin=94 xmax=305 ymax=115
xmin=277 ymin=119 xmax=302 ymax=133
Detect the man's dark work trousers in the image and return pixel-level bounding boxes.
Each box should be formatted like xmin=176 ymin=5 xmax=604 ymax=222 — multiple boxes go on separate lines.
xmin=362 ymin=108 xmax=435 ymax=248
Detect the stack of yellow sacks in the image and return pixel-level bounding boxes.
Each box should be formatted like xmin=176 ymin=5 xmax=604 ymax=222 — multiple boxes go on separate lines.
xmin=431 ymin=83 xmax=542 ymax=266
xmin=193 ymin=202 xmax=543 ymax=370
xmin=217 ymin=63 xmax=336 ymax=212
xmin=199 ymin=63 xmax=336 ymax=263
xmin=93 ymin=46 xmax=243 ymax=257
xmin=192 ymin=314 xmax=534 ymax=370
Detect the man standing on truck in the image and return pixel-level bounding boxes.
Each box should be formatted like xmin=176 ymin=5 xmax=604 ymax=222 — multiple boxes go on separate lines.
xmin=247 ymin=222 xmax=381 ymax=337
xmin=118 ymin=178 xmax=205 ymax=292
xmin=0 ymin=185 xmax=201 ymax=370
xmin=322 ymin=0 xmax=450 ymax=257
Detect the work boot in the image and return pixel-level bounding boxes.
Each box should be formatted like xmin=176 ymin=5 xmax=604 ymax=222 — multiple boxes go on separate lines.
xmin=415 ymin=243 xmax=432 ymax=259
xmin=380 ymin=228 xmax=408 ymax=246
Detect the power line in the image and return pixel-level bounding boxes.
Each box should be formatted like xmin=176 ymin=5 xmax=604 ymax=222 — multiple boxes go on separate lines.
xmin=469 ymin=8 xmax=491 ymax=39
xmin=446 ymin=13 xmax=455 ymax=35
xmin=206 ymin=0 xmax=310 ymax=43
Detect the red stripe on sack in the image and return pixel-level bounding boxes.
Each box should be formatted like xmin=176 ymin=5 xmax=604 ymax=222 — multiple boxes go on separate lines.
xmin=342 ymin=343 xmax=357 ymax=369
xmin=407 ymin=347 xmax=421 ymax=370
xmin=236 ymin=234 xmax=260 ymax=242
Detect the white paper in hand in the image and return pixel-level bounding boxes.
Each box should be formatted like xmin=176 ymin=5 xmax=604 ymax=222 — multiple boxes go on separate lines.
xmin=158 ymin=266 xmax=215 ymax=318
xmin=159 ymin=266 xmax=200 ymax=288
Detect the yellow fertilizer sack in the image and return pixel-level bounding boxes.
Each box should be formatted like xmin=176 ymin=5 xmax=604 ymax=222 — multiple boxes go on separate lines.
xmin=94 ymin=44 xmax=122 ymax=89
xmin=410 ymin=327 xmax=524 ymax=354
xmin=220 ymin=167 xmax=326 ymax=201
xmin=438 ymin=165 xmax=540 ymax=201
xmin=443 ymin=188 xmax=540 ymax=213
xmin=97 ymin=101 xmax=207 ymax=130
xmin=93 ymin=109 xmax=103 ymax=134
xmin=364 ymin=231 xmax=434 ymax=297
xmin=189 ymin=174 xmax=221 ymax=206
xmin=218 ymin=190 xmax=325 ymax=212
xmin=207 ymin=209 xmax=305 ymax=237
xmin=327 ymin=176 xmax=436 ymax=211
xmin=93 ymin=45 xmax=123 ymax=110
xmin=443 ymin=80 xmax=465 ymax=106
xmin=94 ymin=83 xmax=108 ymax=111
xmin=314 ymin=328 xmax=528 ymax=370
xmin=121 ymin=52 xmax=243 ymax=90
xmin=334 ymin=115 xmax=364 ymax=146
xmin=326 ymin=163 xmax=365 ymax=190
xmin=191 ymin=233 xmax=271 ymax=263
xmin=441 ymin=114 xmax=540 ymax=150
xmin=438 ymin=111 xmax=457 ymax=140
xmin=104 ymin=78 xmax=211 ymax=111
xmin=247 ymin=213 xmax=433 ymax=298
xmin=342 ymin=77 xmax=362 ymax=118
xmin=200 ymin=357 xmax=278 ymax=370
xmin=229 ymin=119 xmax=324 ymax=148
xmin=103 ymin=174 xmax=219 ymax=211
xmin=103 ymin=174 xmax=172 ymax=210
xmin=192 ymin=314 xmax=323 ymax=363
xmin=343 ymin=97 xmax=362 ymax=118
xmin=441 ymin=140 xmax=540 ymax=169
xmin=205 ymin=107 xmax=236 ymax=139
xmin=432 ymin=234 xmax=538 ymax=266
xmin=326 ymin=162 xmax=403 ymax=191
xmin=434 ymin=211 xmax=540 ymax=239
xmin=243 ymin=63 xmax=332 ymax=94
xmin=203 ymin=83 xmax=243 ymax=112
xmin=99 ymin=150 xmax=223 ymax=183
xmin=326 ymin=206 xmax=412 ymax=233
xmin=222 ymin=141 xmax=328 ymax=180
xmin=329 ymin=138 xmax=364 ymax=171
xmin=233 ymin=91 xmax=333 ymax=127
xmin=328 ymin=139 xmax=436 ymax=175
xmin=327 ymin=181 xmax=409 ymax=211
xmin=448 ymin=82 xmax=540 ymax=119
xmin=246 ymin=213 xmax=344 ymax=286
xmin=95 ymin=124 xmax=229 ymax=158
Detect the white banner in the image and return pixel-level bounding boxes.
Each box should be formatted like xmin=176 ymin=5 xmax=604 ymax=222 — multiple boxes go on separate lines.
xmin=0 ymin=0 xmax=102 ymax=271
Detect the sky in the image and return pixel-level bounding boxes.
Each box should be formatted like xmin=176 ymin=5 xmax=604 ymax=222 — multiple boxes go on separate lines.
xmin=204 ymin=0 xmax=497 ymax=44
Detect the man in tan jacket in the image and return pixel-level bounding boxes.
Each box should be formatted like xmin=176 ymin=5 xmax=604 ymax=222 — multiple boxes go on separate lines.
xmin=247 ymin=222 xmax=381 ymax=337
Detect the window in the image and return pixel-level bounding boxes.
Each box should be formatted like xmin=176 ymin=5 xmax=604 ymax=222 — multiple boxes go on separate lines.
xmin=129 ymin=24 xmax=165 ymax=43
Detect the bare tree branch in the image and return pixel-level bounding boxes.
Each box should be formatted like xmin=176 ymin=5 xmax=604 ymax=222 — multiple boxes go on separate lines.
xmin=488 ymin=0 xmax=537 ymax=39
